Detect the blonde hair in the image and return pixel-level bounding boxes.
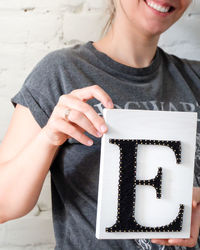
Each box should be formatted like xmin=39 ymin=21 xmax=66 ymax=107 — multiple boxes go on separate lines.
xmin=100 ymin=0 xmax=116 ymax=38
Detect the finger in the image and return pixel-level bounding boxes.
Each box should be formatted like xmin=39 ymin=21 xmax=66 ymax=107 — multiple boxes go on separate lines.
xmin=168 ymin=239 xmax=187 ymax=245
xmin=152 ymin=238 xmax=196 ymax=247
xmin=151 ymin=239 xmax=171 ymax=246
xmin=70 ymin=85 xmax=114 ymax=109
xmin=59 ymin=95 xmax=108 ymax=133
xmin=53 ymin=105 xmax=102 ymax=138
xmin=52 ymin=104 xmax=71 ymax=120
xmin=192 ymin=187 xmax=200 ymax=204
xmin=67 ymin=109 xmax=102 ymax=138
xmin=193 ymin=200 xmax=197 ymax=208
xmin=56 ymin=119 xmax=94 ymax=146
xmin=168 ymin=239 xmax=197 ymax=247
xmin=190 ymin=205 xmax=200 ymax=236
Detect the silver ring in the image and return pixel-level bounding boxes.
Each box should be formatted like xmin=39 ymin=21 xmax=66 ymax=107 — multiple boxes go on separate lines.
xmin=64 ymin=109 xmax=71 ymax=120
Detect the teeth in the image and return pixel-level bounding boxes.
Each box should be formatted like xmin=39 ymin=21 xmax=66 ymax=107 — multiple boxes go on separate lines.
xmin=146 ymin=0 xmax=170 ymax=13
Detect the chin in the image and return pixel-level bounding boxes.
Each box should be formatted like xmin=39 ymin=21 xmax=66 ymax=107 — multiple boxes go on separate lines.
xmin=147 ymin=26 xmax=169 ymax=36
xmin=138 ymin=0 xmax=191 ymax=36
xmin=142 ymin=22 xmax=171 ymax=37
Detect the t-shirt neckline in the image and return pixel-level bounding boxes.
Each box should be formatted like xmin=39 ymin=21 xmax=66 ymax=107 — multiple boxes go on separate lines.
xmin=85 ymin=40 xmax=161 ymax=77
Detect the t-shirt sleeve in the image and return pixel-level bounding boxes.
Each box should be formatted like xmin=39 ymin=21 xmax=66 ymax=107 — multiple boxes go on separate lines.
xmin=10 ymin=50 xmax=65 ymax=128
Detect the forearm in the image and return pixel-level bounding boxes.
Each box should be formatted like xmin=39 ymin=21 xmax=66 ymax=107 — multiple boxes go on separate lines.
xmin=0 ymin=127 xmax=59 ymax=222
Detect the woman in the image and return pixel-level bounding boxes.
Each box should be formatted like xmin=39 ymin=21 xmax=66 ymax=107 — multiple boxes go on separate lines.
xmin=0 ymin=0 xmax=199 ymax=249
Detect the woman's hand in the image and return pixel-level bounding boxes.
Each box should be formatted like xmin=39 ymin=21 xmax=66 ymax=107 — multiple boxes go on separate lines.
xmin=42 ymin=85 xmax=114 ymax=146
xmin=151 ymin=187 xmax=200 ymax=247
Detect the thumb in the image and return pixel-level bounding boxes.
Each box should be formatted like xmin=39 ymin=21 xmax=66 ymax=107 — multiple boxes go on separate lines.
xmin=192 ymin=187 xmax=200 ymax=206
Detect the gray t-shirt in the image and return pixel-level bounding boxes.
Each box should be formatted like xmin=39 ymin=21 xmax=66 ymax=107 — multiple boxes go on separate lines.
xmin=11 ymin=41 xmax=200 ymax=250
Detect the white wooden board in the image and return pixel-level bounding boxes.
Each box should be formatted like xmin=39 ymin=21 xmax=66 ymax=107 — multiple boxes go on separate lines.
xmin=96 ymin=109 xmax=197 ymax=239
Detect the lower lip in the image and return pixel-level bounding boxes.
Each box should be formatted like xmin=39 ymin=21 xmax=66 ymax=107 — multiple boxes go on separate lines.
xmin=144 ymin=0 xmax=173 ymax=17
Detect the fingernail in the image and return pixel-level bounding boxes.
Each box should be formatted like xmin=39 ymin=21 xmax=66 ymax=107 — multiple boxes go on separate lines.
xmin=101 ymin=125 xmax=107 ymax=133
xmin=96 ymin=131 xmax=102 ymax=137
xmin=87 ymin=140 xmax=93 ymax=146
xmin=107 ymin=101 xmax=113 ymax=108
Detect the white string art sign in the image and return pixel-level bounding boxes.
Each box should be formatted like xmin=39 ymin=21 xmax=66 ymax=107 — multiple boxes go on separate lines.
xmin=96 ymin=109 xmax=197 ymax=239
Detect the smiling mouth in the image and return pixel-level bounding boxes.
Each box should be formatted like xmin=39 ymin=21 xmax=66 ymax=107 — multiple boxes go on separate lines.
xmin=144 ymin=0 xmax=175 ymax=14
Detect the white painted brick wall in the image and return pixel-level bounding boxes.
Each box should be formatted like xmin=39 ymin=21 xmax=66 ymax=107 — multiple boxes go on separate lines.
xmin=0 ymin=1 xmax=200 ymax=249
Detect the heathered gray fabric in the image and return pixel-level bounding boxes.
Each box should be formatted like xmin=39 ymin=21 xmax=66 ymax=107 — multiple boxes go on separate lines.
xmin=11 ymin=41 xmax=200 ymax=250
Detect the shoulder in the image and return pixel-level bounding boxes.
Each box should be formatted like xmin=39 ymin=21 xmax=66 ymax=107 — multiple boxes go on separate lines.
xmin=24 ymin=43 xmax=88 ymax=90
xmin=34 ymin=43 xmax=86 ymax=70
xmin=158 ymin=47 xmax=200 ymax=77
